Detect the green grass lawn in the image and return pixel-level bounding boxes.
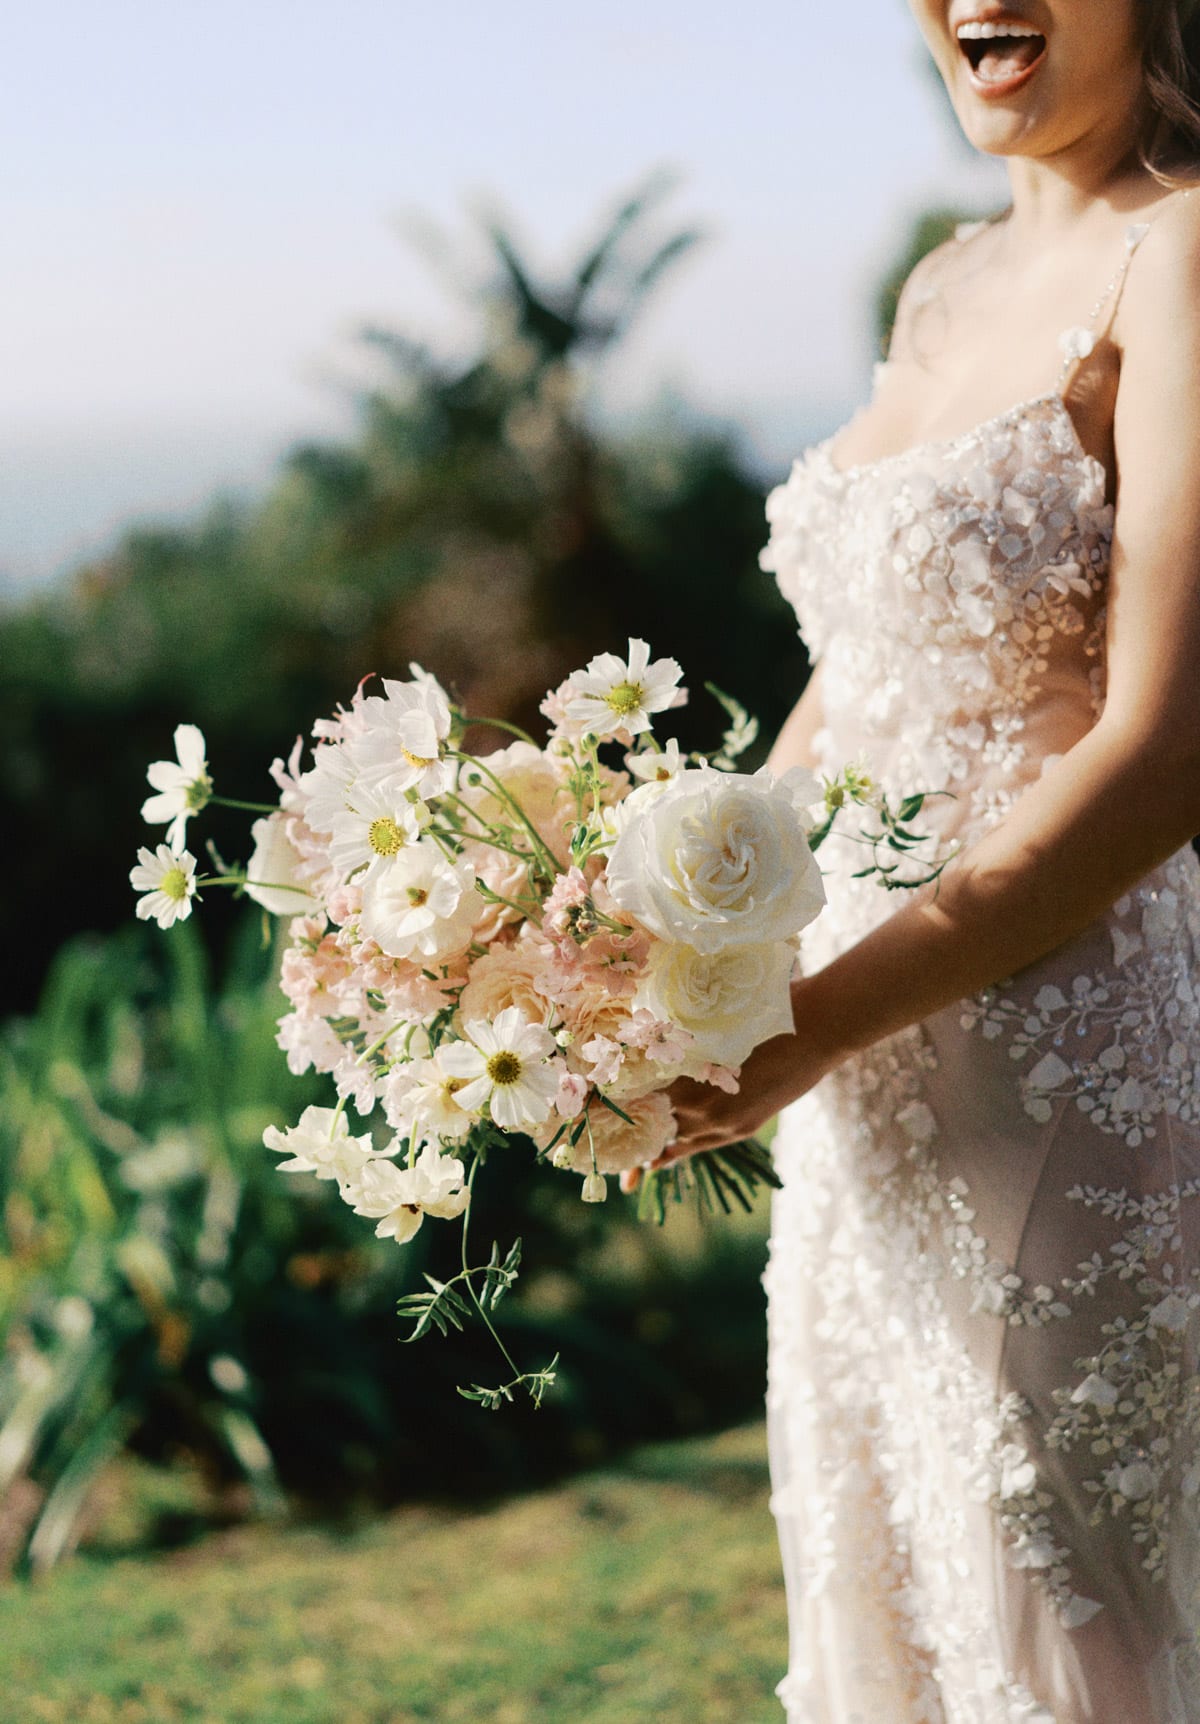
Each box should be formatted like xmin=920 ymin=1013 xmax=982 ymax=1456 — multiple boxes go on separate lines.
xmin=0 ymin=1423 xmax=787 ymax=1724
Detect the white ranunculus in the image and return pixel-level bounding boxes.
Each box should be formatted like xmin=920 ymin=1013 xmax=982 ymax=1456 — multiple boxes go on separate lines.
xmin=633 ymin=939 xmax=796 ymax=1069
xmin=341 ymin=1142 xmax=469 ymax=1244
xmin=358 ymin=842 xmax=477 ymax=961
xmin=244 ymin=814 xmax=322 ymax=916
xmin=263 ymin=1105 xmax=376 ymax=1182
xmin=605 ymin=767 xmax=826 ymax=953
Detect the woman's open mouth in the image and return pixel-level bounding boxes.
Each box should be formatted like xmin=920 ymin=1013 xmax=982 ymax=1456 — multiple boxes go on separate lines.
xmin=956 ymin=18 xmax=1047 ymax=96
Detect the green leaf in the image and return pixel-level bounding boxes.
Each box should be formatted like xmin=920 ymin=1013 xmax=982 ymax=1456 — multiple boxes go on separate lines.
xmin=482 ymin=1238 xmax=522 ymax=1310
xmin=703 ymin=682 xmax=760 ymax=770
xmin=806 ymin=813 xmax=835 ymax=853
xmin=634 ymin=1139 xmax=781 ymax=1227
xmin=595 ymin=1092 xmax=635 ymax=1126
xmin=396 ymin=1275 xmax=472 ymax=1342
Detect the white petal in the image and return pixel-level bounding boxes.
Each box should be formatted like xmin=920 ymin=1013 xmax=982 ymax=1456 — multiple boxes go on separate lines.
xmin=146 ymin=761 xmax=188 ymax=794
xmin=173 ymin=723 xmax=207 ymax=776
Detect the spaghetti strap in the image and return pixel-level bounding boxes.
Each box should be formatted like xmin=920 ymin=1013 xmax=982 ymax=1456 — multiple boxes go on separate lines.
xmin=1057 ymin=187 xmax=1194 ymax=394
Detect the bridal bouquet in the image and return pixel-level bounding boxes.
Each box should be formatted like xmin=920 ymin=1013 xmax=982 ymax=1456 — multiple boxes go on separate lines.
xmin=130 ymin=640 xmax=946 ymax=1405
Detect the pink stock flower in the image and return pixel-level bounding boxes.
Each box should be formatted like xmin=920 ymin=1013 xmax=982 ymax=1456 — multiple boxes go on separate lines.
xmin=543 ymin=867 xmax=591 ymax=943
xmin=326 ymin=882 xmax=364 ymax=927
xmin=554 ymin=1070 xmax=589 ymax=1119
xmin=695 ymin=1062 xmax=742 ymax=1095
xmin=280 ymin=931 xmax=354 ymax=1018
xmin=621 ymin=1009 xmax=694 ymax=1066
xmin=581 ymin=1035 xmax=624 ymax=1088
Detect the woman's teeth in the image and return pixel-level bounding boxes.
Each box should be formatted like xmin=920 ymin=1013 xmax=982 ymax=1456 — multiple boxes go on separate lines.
xmin=956 ymin=21 xmax=1046 ymax=83
xmin=956 ymin=20 xmax=1041 ymax=37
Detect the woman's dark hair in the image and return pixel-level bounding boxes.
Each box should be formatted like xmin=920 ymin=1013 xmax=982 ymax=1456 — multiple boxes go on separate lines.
xmin=1141 ymin=0 xmax=1200 ymax=178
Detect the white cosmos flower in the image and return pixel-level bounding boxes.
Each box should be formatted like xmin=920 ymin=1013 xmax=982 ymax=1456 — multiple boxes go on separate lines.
xmin=262 ymin=1105 xmax=376 ymax=1182
xmin=297 ymin=742 xmax=358 ymax=836
xmin=244 ymin=813 xmax=322 ymax=916
xmin=352 ymin=673 xmax=454 ymax=800
xmin=341 ymin=1143 xmax=469 ymax=1244
xmin=326 ymin=777 xmax=427 ymax=884
xmin=358 ymin=841 xmax=478 ymax=961
xmin=565 ymin=638 xmax=683 ymax=740
xmin=141 ymin=724 xmax=212 ymax=848
xmin=625 ymin=737 xmax=685 ymax=784
xmin=439 ymin=1007 xmax=561 ymax=1131
xmin=388 ymin=1048 xmax=476 ymax=1144
xmin=130 ymin=844 xmax=199 ymax=929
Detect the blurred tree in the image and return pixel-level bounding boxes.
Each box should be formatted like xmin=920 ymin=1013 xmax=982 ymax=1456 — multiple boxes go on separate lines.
xmin=0 ymin=176 xmax=806 ymax=1015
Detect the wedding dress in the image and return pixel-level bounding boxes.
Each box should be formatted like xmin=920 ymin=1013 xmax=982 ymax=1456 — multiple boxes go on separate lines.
xmin=759 ymin=219 xmax=1200 ymax=1723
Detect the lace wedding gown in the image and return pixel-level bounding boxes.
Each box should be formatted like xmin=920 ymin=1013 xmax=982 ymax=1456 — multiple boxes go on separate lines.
xmin=759 ymin=221 xmax=1200 ymax=1724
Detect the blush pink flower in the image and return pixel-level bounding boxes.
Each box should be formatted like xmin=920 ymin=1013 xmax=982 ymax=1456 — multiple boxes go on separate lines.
xmin=543 ymin=1090 xmax=677 ymax=1177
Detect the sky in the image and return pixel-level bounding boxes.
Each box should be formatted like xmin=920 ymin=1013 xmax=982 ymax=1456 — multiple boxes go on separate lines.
xmin=0 ymin=0 xmax=1005 ymax=587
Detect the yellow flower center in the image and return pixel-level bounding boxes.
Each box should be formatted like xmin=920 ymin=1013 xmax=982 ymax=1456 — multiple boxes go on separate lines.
xmin=368 ymin=815 xmax=406 ymax=857
xmin=402 ymin=748 xmax=436 ymax=769
xmin=161 ymin=866 xmax=190 ymax=902
xmin=486 ymin=1051 xmax=523 ymax=1087
xmin=604 ymin=680 xmax=644 ymax=717
xmin=406 ymin=886 xmax=429 ymax=907
xmin=443 ymin=1077 xmax=467 ymax=1099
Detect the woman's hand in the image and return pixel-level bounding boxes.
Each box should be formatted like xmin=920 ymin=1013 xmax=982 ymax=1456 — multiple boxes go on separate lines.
xmin=619 ymin=979 xmax=838 ymax=1189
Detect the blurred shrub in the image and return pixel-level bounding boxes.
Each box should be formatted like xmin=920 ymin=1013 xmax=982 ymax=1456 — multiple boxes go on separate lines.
xmin=0 ymin=916 xmax=771 ymax=1574
xmin=0 ymin=175 xmax=807 ymax=1016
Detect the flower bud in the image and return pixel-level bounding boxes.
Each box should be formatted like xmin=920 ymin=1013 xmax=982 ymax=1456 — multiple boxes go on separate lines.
xmin=581 ymin=1171 xmax=608 ymax=1204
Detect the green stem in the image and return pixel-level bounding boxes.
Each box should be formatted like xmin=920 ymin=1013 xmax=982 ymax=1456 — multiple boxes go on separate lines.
xmin=465 ymin=715 xmax=538 ymax=747
xmin=460 ymin=1160 xmax=523 ymax=1384
xmin=447 ymin=751 xmax=564 ymax=876
xmin=210 ymin=795 xmax=279 ymax=814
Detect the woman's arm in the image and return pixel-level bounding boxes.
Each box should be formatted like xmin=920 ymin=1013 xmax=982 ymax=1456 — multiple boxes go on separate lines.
xmin=667 ymin=201 xmax=1200 ymax=1154
xmin=765 ymin=661 xmax=825 ymax=776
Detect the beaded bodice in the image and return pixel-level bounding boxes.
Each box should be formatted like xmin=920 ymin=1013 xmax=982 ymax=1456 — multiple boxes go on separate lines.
xmin=760 ymin=389 xmax=1114 ymax=847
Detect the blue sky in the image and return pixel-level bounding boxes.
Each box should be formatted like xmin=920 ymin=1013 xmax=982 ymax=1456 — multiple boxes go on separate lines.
xmin=0 ymin=0 xmax=1005 ymax=585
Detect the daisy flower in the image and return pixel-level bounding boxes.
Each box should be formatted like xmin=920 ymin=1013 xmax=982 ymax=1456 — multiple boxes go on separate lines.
xmin=129 ymin=844 xmax=199 ymax=928
xmin=565 ymin=639 xmax=683 ymax=740
xmin=326 ymin=777 xmax=427 ymax=884
xmin=439 ymin=1006 xmax=561 ymax=1131
xmin=141 ymin=724 xmax=212 ymax=848
xmin=353 ymin=675 xmax=454 ymax=799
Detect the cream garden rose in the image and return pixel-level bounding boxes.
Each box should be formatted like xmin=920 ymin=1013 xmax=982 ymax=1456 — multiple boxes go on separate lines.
xmin=605 ymin=765 xmax=826 ymax=953
xmin=633 ymin=938 xmax=798 ymax=1069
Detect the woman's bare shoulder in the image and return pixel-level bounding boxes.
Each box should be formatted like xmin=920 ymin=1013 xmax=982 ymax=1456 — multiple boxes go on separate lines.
xmin=1118 ymin=186 xmax=1200 ymax=350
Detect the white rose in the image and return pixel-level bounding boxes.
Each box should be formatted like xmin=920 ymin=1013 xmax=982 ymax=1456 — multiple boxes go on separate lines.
xmin=605 ymin=767 xmax=825 ymax=953
xmin=244 ymin=814 xmax=321 ymax=916
xmin=633 ymin=939 xmax=796 ymax=1069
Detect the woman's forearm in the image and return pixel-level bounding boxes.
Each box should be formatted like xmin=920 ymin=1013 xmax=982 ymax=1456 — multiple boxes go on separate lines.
xmin=793 ymin=714 xmax=1200 ymax=1070
xmin=766 ymin=662 xmax=825 ymax=776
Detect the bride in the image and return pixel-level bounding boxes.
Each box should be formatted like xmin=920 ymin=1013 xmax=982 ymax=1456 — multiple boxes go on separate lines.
xmin=647 ymin=2 xmax=1200 ymax=1718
